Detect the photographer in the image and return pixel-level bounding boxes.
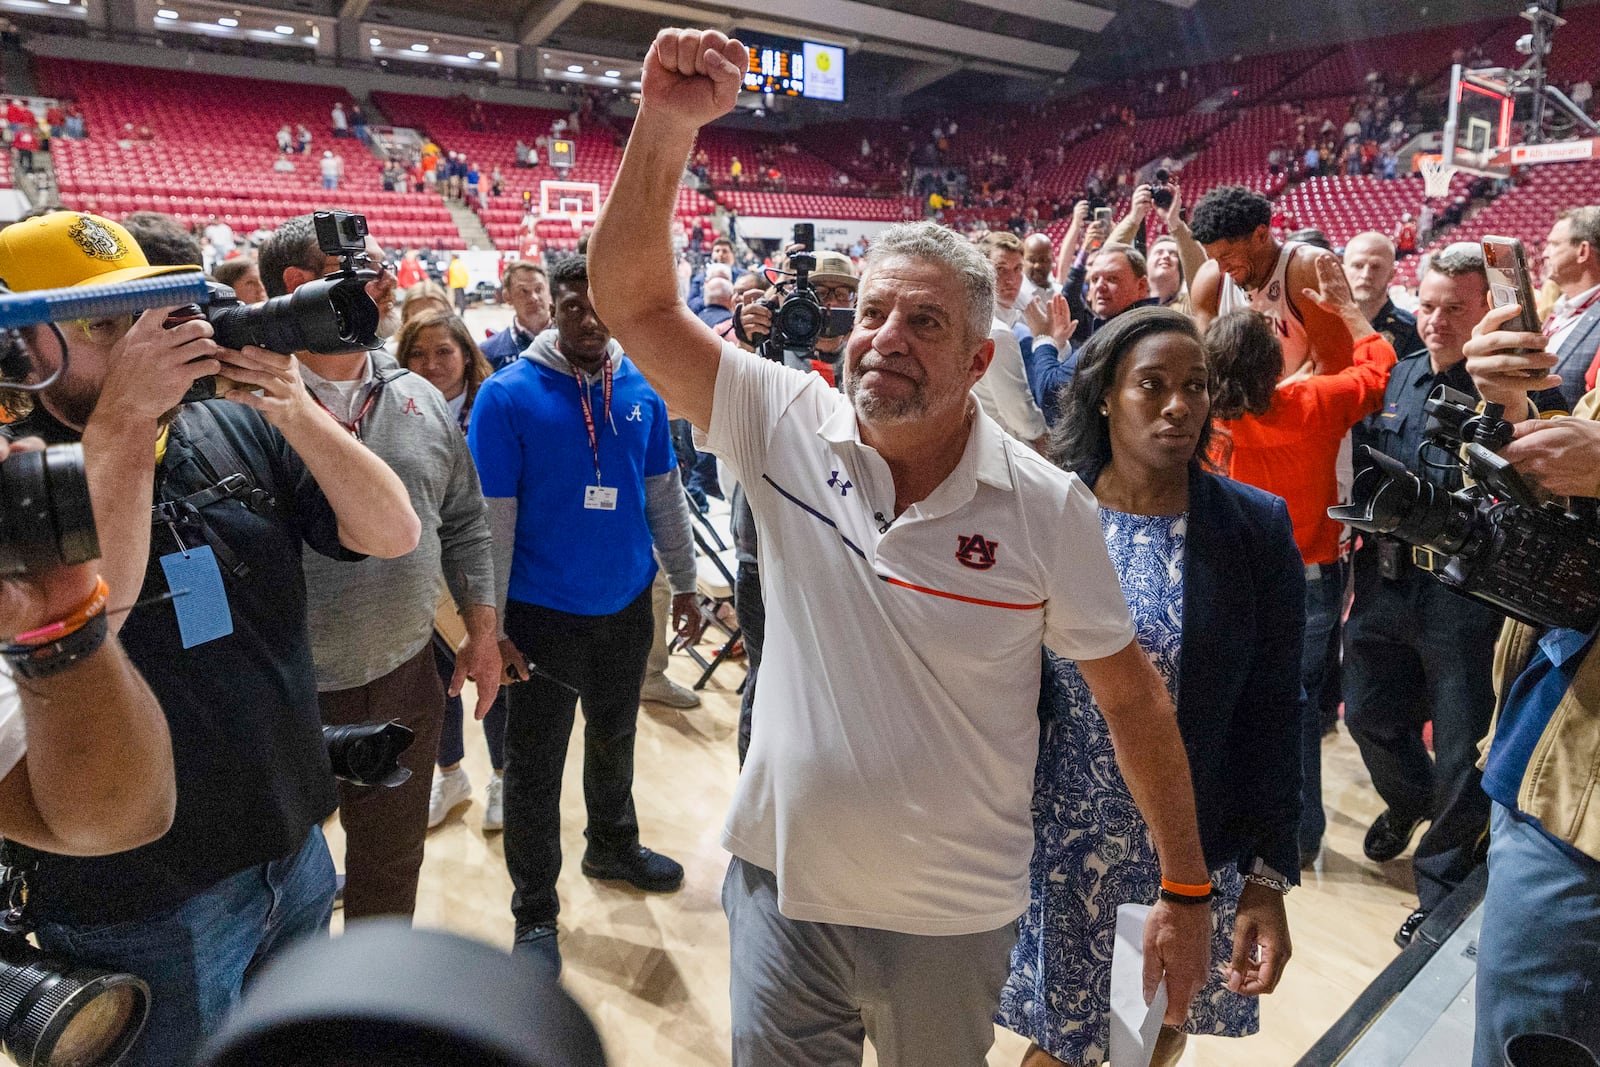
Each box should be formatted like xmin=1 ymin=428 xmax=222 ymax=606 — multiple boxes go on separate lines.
xmin=0 ymin=211 xmax=419 ymax=1067
xmin=590 ymin=29 xmax=1212 ymax=1065
xmin=1343 ymin=245 xmax=1566 ymax=949
xmin=1461 ymin=304 xmax=1600 ymax=1067
xmin=0 ymin=439 xmax=175 ymax=855
xmin=259 ymin=214 xmax=500 ymax=923
xmin=1109 ymin=179 xmax=1206 ymax=313
xmin=727 ymin=247 xmax=857 ymax=762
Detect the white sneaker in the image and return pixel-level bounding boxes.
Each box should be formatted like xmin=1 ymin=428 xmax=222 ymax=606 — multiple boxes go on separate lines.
xmin=427 ymin=766 xmax=472 ymax=828
xmin=640 ymin=675 xmax=701 ymax=708
xmin=483 ymin=773 xmax=504 ymax=832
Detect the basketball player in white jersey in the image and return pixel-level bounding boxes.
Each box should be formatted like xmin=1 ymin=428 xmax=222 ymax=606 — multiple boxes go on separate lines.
xmin=1188 ymin=186 xmax=1355 ymax=377
xmin=1188 ymin=186 xmax=1362 ymax=868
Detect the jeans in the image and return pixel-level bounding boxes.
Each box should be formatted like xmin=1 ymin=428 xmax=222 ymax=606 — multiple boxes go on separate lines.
xmin=733 ymin=561 xmax=764 ymax=766
xmin=1299 ymin=560 xmax=1346 ymax=855
xmin=318 ymin=643 xmax=444 ymax=920
xmin=1473 ymin=804 xmax=1600 ymax=1067
xmin=502 ymin=585 xmax=654 ymax=932
xmin=321 ymin=174 xmax=337 ymax=190
xmin=34 ymin=826 xmax=335 ymax=1067
xmin=434 ymin=632 xmax=507 ymax=771
xmin=1344 ymin=557 xmax=1500 ymax=908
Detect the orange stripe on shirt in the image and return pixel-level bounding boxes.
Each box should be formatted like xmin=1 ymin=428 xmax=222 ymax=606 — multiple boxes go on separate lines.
xmin=878 ymin=574 xmax=1045 ymax=611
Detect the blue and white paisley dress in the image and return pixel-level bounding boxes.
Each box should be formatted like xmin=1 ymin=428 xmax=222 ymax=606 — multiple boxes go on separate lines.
xmin=996 ymin=508 xmax=1256 ymax=1064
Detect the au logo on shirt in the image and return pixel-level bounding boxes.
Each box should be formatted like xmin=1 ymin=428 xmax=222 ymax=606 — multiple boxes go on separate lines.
xmin=956 ymin=533 xmax=999 ymax=570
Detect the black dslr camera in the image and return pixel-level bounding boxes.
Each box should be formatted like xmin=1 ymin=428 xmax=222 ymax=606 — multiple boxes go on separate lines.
xmin=1330 ymin=386 xmax=1600 ymax=632
xmin=0 ymin=442 xmax=98 ymax=578
xmin=1149 ymin=168 xmax=1175 ymax=210
xmin=181 ymin=210 xmax=384 ymax=402
xmin=752 ymin=223 xmax=854 ymax=361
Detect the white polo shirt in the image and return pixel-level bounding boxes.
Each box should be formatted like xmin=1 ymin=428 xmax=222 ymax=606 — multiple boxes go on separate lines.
xmin=0 ymin=668 xmax=25 ymax=784
xmin=705 ymin=342 xmax=1133 ymax=936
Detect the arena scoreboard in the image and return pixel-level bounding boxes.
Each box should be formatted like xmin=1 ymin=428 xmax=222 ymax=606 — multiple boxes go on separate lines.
xmin=742 ymin=34 xmax=846 ymax=103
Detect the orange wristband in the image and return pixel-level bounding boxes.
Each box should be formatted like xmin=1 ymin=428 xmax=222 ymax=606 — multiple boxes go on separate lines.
xmin=1160 ymin=876 xmax=1214 ymax=898
xmin=13 ymin=576 xmax=110 ymax=646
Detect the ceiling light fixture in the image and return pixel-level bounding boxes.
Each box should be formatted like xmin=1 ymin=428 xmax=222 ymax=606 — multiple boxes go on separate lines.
xmin=604 ymin=69 xmax=620 ymax=77
xmin=467 ymin=50 xmax=484 ymax=59
xmin=218 ymin=16 xmax=237 ymax=26
xmin=410 ymin=43 xmax=429 ymax=52
xmin=566 ymin=64 xmax=584 ymax=73
xmin=274 ymin=24 xmax=294 ymax=33
xmin=156 ymin=8 xmax=178 ymax=19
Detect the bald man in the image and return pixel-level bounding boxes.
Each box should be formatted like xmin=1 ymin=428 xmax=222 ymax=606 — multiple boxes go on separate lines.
xmin=1017 ymin=232 xmax=1057 ymax=307
xmin=697 ymin=275 xmax=736 ymax=330
xmin=1344 ymin=232 xmax=1422 ymax=357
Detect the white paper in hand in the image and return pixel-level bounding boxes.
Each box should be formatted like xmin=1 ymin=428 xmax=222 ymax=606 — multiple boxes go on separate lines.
xmin=1109 ymin=903 xmax=1169 ymax=1067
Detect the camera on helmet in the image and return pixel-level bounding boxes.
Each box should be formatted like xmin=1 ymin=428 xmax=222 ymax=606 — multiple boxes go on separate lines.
xmin=1329 ymin=385 xmax=1600 ymax=632
xmin=179 ymin=210 xmax=383 ymax=403
xmin=0 ymin=442 xmax=98 ymax=579
xmin=752 ymin=223 xmax=854 ymax=361
xmin=1149 ymin=169 xmax=1174 ymax=211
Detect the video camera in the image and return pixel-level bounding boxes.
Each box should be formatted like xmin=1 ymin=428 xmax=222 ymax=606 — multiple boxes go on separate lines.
xmin=1149 ymin=168 xmax=1175 ymax=211
xmin=180 ymin=210 xmax=383 ymax=402
xmin=752 ymin=223 xmax=854 ymax=360
xmin=1329 ymin=385 xmax=1600 ymax=632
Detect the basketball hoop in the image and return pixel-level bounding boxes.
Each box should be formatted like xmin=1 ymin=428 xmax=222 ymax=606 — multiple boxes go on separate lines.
xmin=1420 ymin=157 xmax=1455 ymax=199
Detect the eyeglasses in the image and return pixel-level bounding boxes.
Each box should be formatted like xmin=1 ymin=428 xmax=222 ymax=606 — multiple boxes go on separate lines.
xmin=68 ymin=315 xmax=135 ymax=343
xmin=815 ymin=285 xmax=856 ymax=306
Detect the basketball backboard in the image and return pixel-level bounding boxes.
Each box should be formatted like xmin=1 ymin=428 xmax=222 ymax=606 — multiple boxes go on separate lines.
xmin=1443 ymin=64 xmax=1515 ymax=178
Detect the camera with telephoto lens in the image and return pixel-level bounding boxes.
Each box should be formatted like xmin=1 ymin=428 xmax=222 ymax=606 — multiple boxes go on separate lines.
xmin=0 ymin=717 xmax=415 ymax=1067
xmin=179 ymin=210 xmax=383 ymax=402
xmin=0 ymin=442 xmax=98 ymax=578
xmin=0 ymin=923 xmax=150 ymax=1067
xmin=752 ymin=223 xmax=854 ymax=360
xmin=323 ymin=721 xmax=415 ymax=788
xmin=1149 ymin=168 xmax=1174 ymax=211
xmin=1329 ymin=385 xmax=1600 ymax=632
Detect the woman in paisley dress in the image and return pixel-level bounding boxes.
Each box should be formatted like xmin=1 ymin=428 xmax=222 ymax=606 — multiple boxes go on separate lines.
xmin=998 ymin=307 xmax=1307 ymax=1067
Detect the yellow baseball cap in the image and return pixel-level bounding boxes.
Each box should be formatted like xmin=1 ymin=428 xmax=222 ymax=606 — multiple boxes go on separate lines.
xmin=0 ymin=211 xmax=198 ymax=292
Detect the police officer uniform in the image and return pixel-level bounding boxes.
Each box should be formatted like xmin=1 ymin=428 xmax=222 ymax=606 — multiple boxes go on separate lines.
xmin=1345 ymin=350 xmax=1564 ymax=934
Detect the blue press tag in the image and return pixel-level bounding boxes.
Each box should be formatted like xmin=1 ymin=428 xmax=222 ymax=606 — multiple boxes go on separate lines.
xmin=159 ymin=545 xmax=234 ymax=648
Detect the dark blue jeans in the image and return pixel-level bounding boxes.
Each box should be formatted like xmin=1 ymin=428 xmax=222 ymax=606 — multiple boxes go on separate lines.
xmin=433 ymin=632 xmax=507 ymax=771
xmin=1474 ymin=804 xmax=1600 ymax=1067
xmin=1344 ymin=554 xmax=1500 ymax=909
xmin=34 ymin=826 xmax=335 ymax=1067
xmin=1299 ymin=560 xmax=1346 ymax=856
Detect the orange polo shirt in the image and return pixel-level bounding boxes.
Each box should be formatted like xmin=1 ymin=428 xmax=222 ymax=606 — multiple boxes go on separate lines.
xmin=1217 ymin=332 xmax=1398 ymax=565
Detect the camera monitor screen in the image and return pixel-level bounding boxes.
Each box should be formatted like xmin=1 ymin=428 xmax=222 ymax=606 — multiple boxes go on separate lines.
xmin=743 ymin=34 xmax=846 ymax=103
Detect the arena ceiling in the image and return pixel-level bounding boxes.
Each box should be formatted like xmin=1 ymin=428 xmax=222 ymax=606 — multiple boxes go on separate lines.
xmin=68 ymin=0 xmax=1600 ymax=104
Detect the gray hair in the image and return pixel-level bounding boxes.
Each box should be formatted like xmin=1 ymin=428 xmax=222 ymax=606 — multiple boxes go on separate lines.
xmin=1427 ymin=241 xmax=1488 ymax=287
xmin=1558 ymin=206 xmax=1600 ymax=253
xmin=860 ymin=222 xmax=995 ymax=344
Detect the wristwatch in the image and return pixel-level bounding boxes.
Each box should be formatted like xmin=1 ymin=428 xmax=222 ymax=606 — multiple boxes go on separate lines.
xmin=1245 ymin=858 xmax=1292 ymax=894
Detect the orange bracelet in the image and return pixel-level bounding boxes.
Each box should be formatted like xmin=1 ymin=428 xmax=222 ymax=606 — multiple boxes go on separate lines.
xmin=1160 ymin=876 xmax=1214 ymax=898
xmin=13 ymin=576 xmax=111 ymax=646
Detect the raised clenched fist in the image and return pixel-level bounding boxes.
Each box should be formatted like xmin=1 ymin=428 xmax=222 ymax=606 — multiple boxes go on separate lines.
xmin=640 ymin=29 xmax=748 ymax=133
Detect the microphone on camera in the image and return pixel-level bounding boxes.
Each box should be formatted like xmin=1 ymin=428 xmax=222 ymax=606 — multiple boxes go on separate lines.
xmin=0 ymin=272 xmax=210 ymax=330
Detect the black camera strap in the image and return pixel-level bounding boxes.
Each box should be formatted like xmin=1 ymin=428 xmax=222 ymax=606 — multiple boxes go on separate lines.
xmin=150 ymin=405 xmax=277 ymax=580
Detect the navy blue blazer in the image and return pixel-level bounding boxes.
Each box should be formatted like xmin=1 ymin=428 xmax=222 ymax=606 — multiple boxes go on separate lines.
xmin=1077 ymin=465 xmax=1307 ymax=880
xmin=480 ymin=325 xmax=532 ymax=372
